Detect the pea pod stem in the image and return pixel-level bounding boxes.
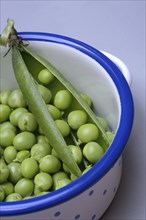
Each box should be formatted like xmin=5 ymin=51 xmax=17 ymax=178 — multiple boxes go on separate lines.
xmin=12 ymin=46 xmax=82 ymax=177
xmin=0 ymin=19 xmax=15 ymax=46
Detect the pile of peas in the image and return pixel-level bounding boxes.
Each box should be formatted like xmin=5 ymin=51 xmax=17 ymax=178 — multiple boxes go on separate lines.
xmin=0 ymin=68 xmax=114 ymax=202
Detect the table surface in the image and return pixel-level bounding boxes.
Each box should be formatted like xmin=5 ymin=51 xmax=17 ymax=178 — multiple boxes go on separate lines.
xmin=0 ymin=1 xmax=145 ymax=219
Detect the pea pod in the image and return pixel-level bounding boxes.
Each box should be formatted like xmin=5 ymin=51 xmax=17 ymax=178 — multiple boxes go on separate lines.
xmin=21 ymin=45 xmax=110 ymax=145
xmin=12 ymin=47 xmax=81 ymax=177
xmin=0 ymin=19 xmax=110 ymax=178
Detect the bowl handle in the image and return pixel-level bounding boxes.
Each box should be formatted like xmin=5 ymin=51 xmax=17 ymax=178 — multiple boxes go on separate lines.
xmin=101 ymin=51 xmax=131 ymax=86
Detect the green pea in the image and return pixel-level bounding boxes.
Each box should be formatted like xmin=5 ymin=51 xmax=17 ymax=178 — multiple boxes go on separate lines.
xmin=15 ymin=178 xmax=34 ymax=197
xmin=37 ymin=84 xmax=52 ymax=104
xmin=23 ymin=195 xmax=34 ymax=200
xmin=0 ymin=159 xmax=9 ymax=184
xmin=1 ymin=182 xmax=14 ymax=197
xmin=13 ymin=131 xmax=36 ymax=150
xmin=14 ymin=150 xmax=30 ymax=163
xmin=9 ymin=107 xmax=28 ymax=126
xmin=52 ymin=171 xmax=69 ymax=189
xmin=21 ymin=158 xmax=39 ymax=179
xmin=37 ymin=135 xmax=49 ymax=144
xmin=18 ymin=112 xmax=37 ymax=132
xmin=8 ymin=89 xmax=27 ymax=108
xmin=38 ymin=68 xmax=55 ymax=85
xmin=70 ymin=173 xmax=78 ymax=181
xmin=8 ymin=162 xmax=23 ymax=184
xmin=82 ymin=165 xmax=92 ymax=175
xmin=67 ymin=110 xmax=88 ymax=130
xmin=54 ymin=90 xmax=72 ymax=110
xmin=0 ymin=104 xmax=11 ymax=123
xmin=34 ymin=172 xmax=53 ymax=191
xmin=77 ymin=123 xmax=99 ymax=143
xmin=5 ymin=193 xmax=22 ymax=202
xmin=80 ymin=93 xmax=92 ymax=107
xmin=0 ymin=128 xmax=16 ymax=148
xmin=35 ymin=191 xmax=49 ymax=197
xmin=68 ymin=145 xmax=83 ymax=165
xmin=39 ymin=155 xmax=61 ymax=174
xmin=38 ymin=125 xmax=44 ymax=135
xmin=0 ymin=121 xmax=17 ymax=133
xmin=97 ymin=116 xmax=108 ymax=131
xmin=0 ymin=90 xmax=11 ymax=105
xmin=31 ymin=142 xmax=52 ymax=162
xmin=3 ymin=146 xmax=17 ymax=164
xmin=62 ymin=163 xmax=70 ymax=174
xmin=83 ymin=142 xmax=104 ymax=164
xmin=55 ymin=119 xmax=70 ymax=137
xmin=47 ymin=104 xmax=61 ymax=120
xmin=55 ymin=178 xmax=72 ymax=190
xmin=106 ymin=131 xmax=115 ymax=143
xmin=51 ymin=148 xmax=60 ymax=158
xmin=0 ymin=186 xmax=5 ymax=201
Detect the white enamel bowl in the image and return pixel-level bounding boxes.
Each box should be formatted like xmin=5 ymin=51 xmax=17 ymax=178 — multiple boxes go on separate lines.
xmin=0 ymin=33 xmax=134 ymax=220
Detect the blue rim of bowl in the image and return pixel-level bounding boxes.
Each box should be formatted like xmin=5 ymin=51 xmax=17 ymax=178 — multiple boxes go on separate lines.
xmin=0 ymin=32 xmax=134 ymax=216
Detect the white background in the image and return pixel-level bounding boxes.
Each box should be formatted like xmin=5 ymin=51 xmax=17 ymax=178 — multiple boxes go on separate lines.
xmin=0 ymin=1 xmax=145 ymax=219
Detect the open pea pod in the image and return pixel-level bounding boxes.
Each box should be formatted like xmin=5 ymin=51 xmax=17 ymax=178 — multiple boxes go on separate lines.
xmin=1 ymin=19 xmax=110 ymax=178
xmin=21 ymin=46 xmax=110 ymax=145
xmin=12 ymin=47 xmax=81 ymax=177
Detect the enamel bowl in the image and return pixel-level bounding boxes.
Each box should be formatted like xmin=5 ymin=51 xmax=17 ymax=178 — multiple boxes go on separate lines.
xmin=0 ymin=33 xmax=134 ymax=220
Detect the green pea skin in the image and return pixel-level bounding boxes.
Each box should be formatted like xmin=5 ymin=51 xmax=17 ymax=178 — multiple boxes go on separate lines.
xmin=38 ymin=68 xmax=55 ymax=85
xmin=77 ymin=123 xmax=99 ymax=143
xmin=0 ymin=159 xmax=9 ymax=184
xmin=80 ymin=93 xmax=92 ymax=107
xmin=37 ymin=135 xmax=49 ymax=144
xmin=37 ymin=84 xmax=52 ymax=104
xmin=8 ymin=89 xmax=27 ymax=108
xmin=55 ymin=119 xmax=70 ymax=137
xmin=5 ymin=193 xmax=22 ymax=202
xmin=83 ymin=142 xmax=104 ymax=164
xmin=106 ymin=131 xmax=115 ymax=143
xmin=9 ymin=107 xmax=28 ymax=126
xmin=18 ymin=112 xmax=37 ymax=132
xmin=8 ymin=162 xmax=23 ymax=184
xmin=0 ymin=104 xmax=11 ymax=123
xmin=0 ymin=186 xmax=5 ymax=201
xmin=3 ymin=146 xmax=17 ymax=164
xmin=35 ymin=191 xmax=49 ymax=197
xmin=0 ymin=128 xmax=16 ymax=148
xmin=15 ymin=178 xmax=34 ymax=198
xmin=39 ymin=155 xmax=61 ymax=174
xmin=54 ymin=90 xmax=72 ymax=110
xmin=13 ymin=131 xmax=36 ymax=150
xmin=0 ymin=121 xmax=17 ymax=133
xmin=47 ymin=104 xmax=61 ymax=120
xmin=21 ymin=158 xmax=39 ymax=179
xmin=62 ymin=163 xmax=70 ymax=174
xmin=31 ymin=142 xmax=52 ymax=162
xmin=97 ymin=116 xmax=108 ymax=131
xmin=67 ymin=110 xmax=88 ymax=130
xmin=68 ymin=145 xmax=83 ymax=165
xmin=34 ymin=172 xmax=53 ymax=191
xmin=55 ymin=178 xmax=72 ymax=190
xmin=14 ymin=150 xmax=30 ymax=163
xmin=0 ymin=90 xmax=11 ymax=105
xmin=52 ymin=171 xmax=69 ymax=190
xmin=1 ymin=182 xmax=14 ymax=197
xmin=82 ymin=165 xmax=92 ymax=175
